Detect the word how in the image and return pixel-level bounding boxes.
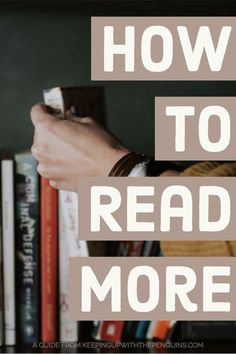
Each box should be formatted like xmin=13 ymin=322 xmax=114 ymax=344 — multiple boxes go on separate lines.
xmin=91 ymin=17 xmax=236 ymax=80
xmin=104 ymin=26 xmax=231 ymax=72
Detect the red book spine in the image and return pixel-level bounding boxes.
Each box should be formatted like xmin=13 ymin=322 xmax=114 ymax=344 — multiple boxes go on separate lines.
xmin=100 ymin=321 xmax=125 ymax=341
xmin=41 ymin=177 xmax=58 ymax=342
xmin=128 ymin=241 xmax=144 ymax=256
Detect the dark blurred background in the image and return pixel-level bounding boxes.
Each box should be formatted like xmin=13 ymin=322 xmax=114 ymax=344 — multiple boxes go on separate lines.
xmin=0 ymin=0 xmax=236 ymax=155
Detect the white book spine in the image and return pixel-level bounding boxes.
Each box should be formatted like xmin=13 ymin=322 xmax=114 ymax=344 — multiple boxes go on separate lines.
xmin=1 ymin=160 xmax=15 ymax=345
xmin=44 ymin=88 xmax=89 ymax=341
xmin=0 ymin=216 xmax=3 ymax=346
xmin=59 ymin=191 xmax=88 ymax=342
xmin=146 ymin=320 xmax=158 ymax=340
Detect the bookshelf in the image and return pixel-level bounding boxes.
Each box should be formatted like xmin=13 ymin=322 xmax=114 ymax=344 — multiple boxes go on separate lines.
xmin=0 ymin=0 xmax=236 ymax=353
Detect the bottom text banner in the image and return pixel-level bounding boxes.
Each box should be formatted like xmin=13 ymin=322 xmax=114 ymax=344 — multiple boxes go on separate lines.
xmin=69 ymin=257 xmax=236 ymax=320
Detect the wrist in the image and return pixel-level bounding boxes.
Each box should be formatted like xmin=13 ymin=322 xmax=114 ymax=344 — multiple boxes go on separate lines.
xmin=99 ymin=147 xmax=130 ymax=176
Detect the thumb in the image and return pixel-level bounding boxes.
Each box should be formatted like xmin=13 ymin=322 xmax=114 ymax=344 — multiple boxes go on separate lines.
xmin=31 ymin=103 xmax=57 ymax=127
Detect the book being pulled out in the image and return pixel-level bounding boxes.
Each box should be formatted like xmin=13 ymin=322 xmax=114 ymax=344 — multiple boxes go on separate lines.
xmin=43 ymin=86 xmax=106 ymax=342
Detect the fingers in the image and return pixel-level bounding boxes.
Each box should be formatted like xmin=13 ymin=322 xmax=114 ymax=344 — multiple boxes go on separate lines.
xmin=31 ymin=103 xmax=95 ymax=127
xmin=65 ymin=110 xmax=82 ymax=122
xmin=31 ymin=103 xmax=57 ymax=127
xmin=69 ymin=116 xmax=94 ymax=124
xmin=49 ymin=179 xmax=73 ymax=191
xmin=65 ymin=109 xmax=95 ymax=124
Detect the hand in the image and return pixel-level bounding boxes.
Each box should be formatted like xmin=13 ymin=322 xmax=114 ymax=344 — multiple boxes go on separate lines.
xmin=31 ymin=103 xmax=130 ymax=191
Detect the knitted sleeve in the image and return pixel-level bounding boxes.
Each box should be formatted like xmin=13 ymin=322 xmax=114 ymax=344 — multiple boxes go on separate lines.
xmin=128 ymin=159 xmax=184 ymax=177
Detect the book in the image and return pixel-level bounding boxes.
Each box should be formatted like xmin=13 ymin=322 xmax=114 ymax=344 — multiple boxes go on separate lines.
xmin=0 ymin=162 xmax=3 ymax=347
xmin=41 ymin=177 xmax=58 ymax=342
xmin=179 ymin=321 xmax=236 ymax=340
xmin=93 ymin=321 xmax=124 ymax=342
xmin=129 ymin=241 xmax=144 ymax=256
xmin=146 ymin=320 xmax=158 ymax=340
xmin=59 ymin=190 xmax=88 ymax=341
xmin=43 ymin=86 xmax=106 ymax=341
xmin=0 ymin=249 xmax=3 ymax=346
xmin=116 ymin=241 xmax=131 ymax=256
xmin=141 ymin=241 xmax=161 ymax=257
xmin=15 ymin=152 xmax=40 ymax=344
xmin=87 ymin=241 xmax=107 ymax=256
xmin=91 ymin=321 xmax=102 ymax=341
xmin=135 ymin=321 xmax=150 ymax=340
xmin=116 ymin=241 xmax=144 ymax=257
xmin=165 ymin=320 xmax=177 ymax=343
xmin=153 ymin=321 xmax=171 ymax=341
xmin=1 ymin=159 xmax=15 ymax=345
xmin=117 ymin=241 xmax=144 ymax=341
xmin=43 ymin=86 xmax=106 ymax=124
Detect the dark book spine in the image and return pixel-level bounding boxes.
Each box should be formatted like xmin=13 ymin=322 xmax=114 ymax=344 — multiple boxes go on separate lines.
xmin=15 ymin=153 xmax=40 ymax=344
xmin=180 ymin=321 xmax=236 ymax=340
xmin=122 ymin=321 xmax=138 ymax=340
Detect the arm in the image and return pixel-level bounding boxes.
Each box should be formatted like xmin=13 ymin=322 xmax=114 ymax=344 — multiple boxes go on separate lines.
xmin=30 ymin=103 xmax=180 ymax=191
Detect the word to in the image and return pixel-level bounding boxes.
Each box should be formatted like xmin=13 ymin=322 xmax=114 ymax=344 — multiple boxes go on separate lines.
xmin=155 ymin=97 xmax=236 ymax=160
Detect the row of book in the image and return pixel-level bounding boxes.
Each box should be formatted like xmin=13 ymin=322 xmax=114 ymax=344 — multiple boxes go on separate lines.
xmin=0 ymin=150 xmax=93 ymax=346
xmin=92 ymin=318 xmax=236 ymax=343
xmin=92 ymin=320 xmax=173 ymax=343
xmin=0 ymin=150 xmax=165 ymax=346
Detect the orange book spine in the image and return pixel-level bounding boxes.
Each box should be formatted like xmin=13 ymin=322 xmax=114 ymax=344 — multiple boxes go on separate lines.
xmin=41 ymin=177 xmax=58 ymax=342
xmin=153 ymin=320 xmax=171 ymax=341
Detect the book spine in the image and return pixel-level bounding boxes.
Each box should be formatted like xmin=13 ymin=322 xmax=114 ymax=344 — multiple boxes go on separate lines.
xmin=119 ymin=241 xmax=144 ymax=341
xmin=142 ymin=241 xmax=161 ymax=257
xmin=41 ymin=177 xmax=58 ymax=342
xmin=91 ymin=321 xmax=102 ymax=340
xmin=122 ymin=321 xmax=138 ymax=340
xmin=180 ymin=321 xmax=236 ymax=340
xmin=15 ymin=154 xmax=40 ymax=344
xmin=43 ymin=88 xmax=65 ymax=119
xmin=1 ymin=160 xmax=15 ymax=345
xmin=100 ymin=321 xmax=125 ymax=342
xmin=135 ymin=321 xmax=150 ymax=340
xmin=141 ymin=241 xmax=154 ymax=257
xmin=44 ymin=88 xmax=89 ymax=342
xmin=166 ymin=320 xmax=177 ymax=342
xmin=153 ymin=320 xmax=171 ymax=340
xmin=146 ymin=320 xmax=158 ymax=340
xmin=0 ymin=171 xmax=3 ymax=346
xmin=59 ymin=190 xmax=88 ymax=342
xmin=116 ymin=241 xmax=130 ymax=256
xmin=128 ymin=241 xmax=144 ymax=256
